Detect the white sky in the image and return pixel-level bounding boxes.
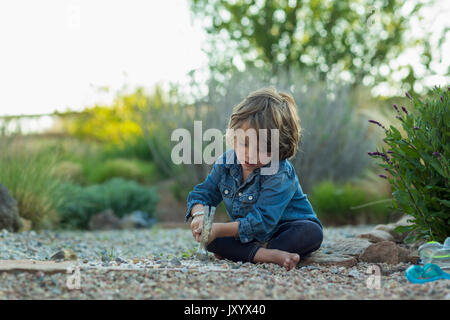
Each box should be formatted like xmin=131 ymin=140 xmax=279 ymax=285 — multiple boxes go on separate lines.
xmin=0 ymin=0 xmax=448 ymax=117
xmin=0 ymin=0 xmax=209 ymax=116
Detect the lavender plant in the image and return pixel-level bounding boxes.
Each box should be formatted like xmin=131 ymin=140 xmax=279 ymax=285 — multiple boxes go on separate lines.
xmin=368 ymin=86 xmax=449 ymax=243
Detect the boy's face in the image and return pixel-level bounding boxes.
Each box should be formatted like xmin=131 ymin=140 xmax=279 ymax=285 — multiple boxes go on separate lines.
xmin=234 ymin=123 xmax=272 ymax=171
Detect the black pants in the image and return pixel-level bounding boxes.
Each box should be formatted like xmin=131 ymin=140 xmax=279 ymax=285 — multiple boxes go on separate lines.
xmin=206 ymin=219 xmax=323 ymax=263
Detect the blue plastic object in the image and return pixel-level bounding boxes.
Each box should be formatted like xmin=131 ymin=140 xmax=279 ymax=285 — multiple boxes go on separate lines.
xmin=405 ymin=263 xmax=450 ymax=284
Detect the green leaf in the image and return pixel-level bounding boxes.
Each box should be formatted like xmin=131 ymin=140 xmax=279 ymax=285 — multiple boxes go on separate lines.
xmin=390 ymin=125 xmax=402 ymax=140
xmin=437 ymin=199 xmax=450 ymax=207
xmin=394 ymin=225 xmax=414 ymax=234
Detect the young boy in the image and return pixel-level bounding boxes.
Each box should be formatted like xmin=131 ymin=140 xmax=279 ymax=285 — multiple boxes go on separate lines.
xmin=185 ymin=87 xmax=323 ymax=271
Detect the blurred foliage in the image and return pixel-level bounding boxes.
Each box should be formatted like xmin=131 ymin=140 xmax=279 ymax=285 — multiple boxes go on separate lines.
xmin=368 ymin=86 xmax=450 ymax=243
xmin=61 ymin=89 xmax=152 ymax=161
xmin=81 ymin=158 xmax=161 ymax=185
xmin=190 ymin=0 xmax=442 ymax=92
xmin=56 ymin=178 xmax=160 ymax=230
xmin=0 ymin=135 xmax=63 ymax=229
xmin=309 ymin=179 xmax=394 ymax=225
xmin=174 ymin=65 xmax=379 ymax=193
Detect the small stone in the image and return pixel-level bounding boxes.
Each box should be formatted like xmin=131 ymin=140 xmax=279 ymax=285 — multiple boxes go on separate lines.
xmin=348 ymin=269 xmax=360 ymax=278
xmin=115 ymin=257 xmax=127 ymax=264
xmin=50 ymin=249 xmax=78 ymax=261
xmin=181 ymin=267 xmax=188 ymax=273
xmin=133 ymin=258 xmax=144 ymax=264
xmin=331 ymin=268 xmax=338 ymax=274
xmin=170 ymin=257 xmax=182 ymax=266
xmin=306 ymin=265 xmax=318 ymax=270
xmin=388 ymin=281 xmax=397 ymax=289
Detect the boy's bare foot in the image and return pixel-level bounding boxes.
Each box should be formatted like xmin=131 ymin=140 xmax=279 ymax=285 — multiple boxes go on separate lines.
xmin=253 ymin=248 xmax=300 ymax=271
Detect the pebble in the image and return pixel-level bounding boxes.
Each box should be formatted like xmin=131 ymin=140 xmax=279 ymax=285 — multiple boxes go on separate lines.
xmin=170 ymin=257 xmax=182 ymax=266
xmin=348 ymin=269 xmax=360 ymax=278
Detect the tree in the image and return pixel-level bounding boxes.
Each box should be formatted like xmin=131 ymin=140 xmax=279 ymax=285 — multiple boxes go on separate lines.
xmin=190 ymin=0 xmax=442 ymax=92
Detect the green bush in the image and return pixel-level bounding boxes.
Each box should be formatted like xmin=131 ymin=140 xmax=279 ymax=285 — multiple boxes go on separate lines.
xmin=0 ymin=139 xmax=63 ymax=229
xmin=56 ymin=178 xmax=160 ymax=229
xmin=368 ymin=86 xmax=449 ymax=243
xmin=309 ymin=180 xmax=392 ymax=225
xmin=82 ymin=158 xmax=161 ymax=185
xmin=100 ymin=136 xmax=154 ymax=161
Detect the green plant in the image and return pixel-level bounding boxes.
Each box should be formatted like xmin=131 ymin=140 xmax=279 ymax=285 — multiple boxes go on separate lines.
xmin=82 ymin=158 xmax=161 ymax=185
xmin=0 ymin=137 xmax=64 ymax=229
xmin=56 ymin=178 xmax=160 ymax=229
xmin=309 ymin=180 xmax=392 ymax=225
xmin=368 ymin=86 xmax=449 ymax=243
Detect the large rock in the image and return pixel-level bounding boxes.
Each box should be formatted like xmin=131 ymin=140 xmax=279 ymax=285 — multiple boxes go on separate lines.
xmin=358 ymin=215 xmax=415 ymax=244
xmin=0 ymin=184 xmax=22 ymax=232
xmin=88 ymin=209 xmax=122 ymax=230
xmin=359 ymin=241 xmax=399 ymax=264
xmin=298 ymin=251 xmax=357 ymax=268
xmin=358 ymin=229 xmax=395 ymax=243
xmin=324 ymin=238 xmax=372 ymax=257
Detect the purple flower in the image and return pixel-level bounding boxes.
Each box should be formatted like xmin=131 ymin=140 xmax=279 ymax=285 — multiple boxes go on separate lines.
xmin=401 ymin=106 xmax=408 ymax=115
xmin=433 ymin=152 xmax=441 ymax=159
xmin=413 ymin=126 xmax=419 ymax=130
xmin=405 ymin=92 xmax=411 ymax=99
xmin=387 ymin=150 xmax=394 ymax=154
xmin=368 ymin=120 xmax=386 ymax=129
xmin=383 ymin=168 xmax=389 ymax=171
xmin=395 ymin=115 xmax=403 ymax=121
xmin=378 ymin=174 xmax=388 ymax=179
xmin=393 ymin=104 xmax=400 ymax=113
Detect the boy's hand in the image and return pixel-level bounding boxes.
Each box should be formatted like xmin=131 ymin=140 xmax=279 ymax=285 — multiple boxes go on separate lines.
xmin=190 ymin=215 xmax=204 ymax=242
xmin=207 ymin=223 xmax=219 ymax=244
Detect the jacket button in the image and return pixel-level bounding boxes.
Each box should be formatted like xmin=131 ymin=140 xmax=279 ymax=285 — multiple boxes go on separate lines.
xmin=248 ymin=195 xmax=253 ymax=200
xmin=238 ymin=192 xmax=242 ymax=196
xmin=224 ymin=189 xmax=229 ymax=195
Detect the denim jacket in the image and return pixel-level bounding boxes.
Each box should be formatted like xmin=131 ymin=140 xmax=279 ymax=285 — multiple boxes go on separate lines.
xmin=185 ymin=149 xmax=323 ymax=244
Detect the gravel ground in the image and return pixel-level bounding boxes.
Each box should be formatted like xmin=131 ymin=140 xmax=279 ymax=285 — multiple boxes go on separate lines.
xmin=0 ymin=226 xmax=449 ymax=300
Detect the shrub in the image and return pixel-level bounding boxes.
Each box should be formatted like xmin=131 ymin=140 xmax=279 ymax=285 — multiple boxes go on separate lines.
xmin=56 ymin=178 xmax=160 ymax=229
xmin=0 ymin=138 xmax=63 ymax=229
xmin=141 ymin=66 xmax=377 ymax=193
xmin=82 ymin=158 xmax=161 ymax=185
xmin=52 ymin=161 xmax=84 ymax=183
xmin=367 ymin=86 xmax=449 ymax=243
xmin=309 ymin=180 xmax=393 ymax=225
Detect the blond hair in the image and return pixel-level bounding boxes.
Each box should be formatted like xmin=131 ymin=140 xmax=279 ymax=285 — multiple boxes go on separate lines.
xmin=226 ymin=87 xmax=301 ymax=160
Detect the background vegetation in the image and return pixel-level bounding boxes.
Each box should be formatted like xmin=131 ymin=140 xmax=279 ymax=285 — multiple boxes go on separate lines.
xmin=0 ymin=0 xmax=448 ymax=233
